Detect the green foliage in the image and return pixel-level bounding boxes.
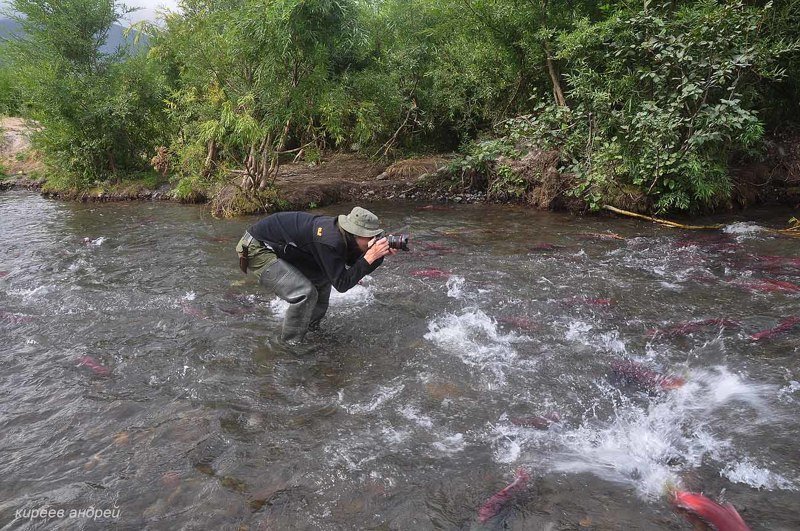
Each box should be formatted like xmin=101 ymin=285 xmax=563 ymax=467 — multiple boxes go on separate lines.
xmin=1 ymin=0 xmax=798 ymax=211
xmin=557 ymin=1 xmax=793 ymax=212
xmin=172 ymin=174 xmax=206 ymax=202
xmin=5 ymin=0 xmax=168 ymax=186
xmin=0 ymin=56 xmax=23 ymax=115
xmin=451 ymin=138 xmax=517 ymax=177
xmin=457 ymin=1 xmax=796 ymax=212
xmin=149 ymin=0 xmax=369 ymax=187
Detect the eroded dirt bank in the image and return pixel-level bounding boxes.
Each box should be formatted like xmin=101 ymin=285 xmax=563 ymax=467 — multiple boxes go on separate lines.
xmin=3 ymin=117 xmax=799 ymax=214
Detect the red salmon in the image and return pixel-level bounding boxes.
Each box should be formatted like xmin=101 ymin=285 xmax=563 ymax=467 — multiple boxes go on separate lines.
xmin=750 ymin=316 xmax=800 ymax=341
xmin=732 ymin=279 xmax=800 ymax=294
xmin=181 ymin=301 xmax=208 ymax=319
xmin=561 ymin=296 xmax=615 ymax=307
xmin=672 ymin=491 xmax=750 ymax=531
xmin=647 ymin=318 xmax=740 ymax=338
xmin=576 ymin=232 xmax=625 ymax=241
xmin=77 ymin=356 xmax=110 ymax=376
xmin=477 ymin=468 xmax=530 ymax=523
xmin=417 ymin=204 xmax=453 ymax=211
xmin=0 ymin=311 xmax=35 ymax=325
xmin=529 ymin=242 xmax=565 ymax=252
xmin=611 ymin=360 xmax=685 ymax=391
xmin=749 ymin=255 xmax=800 ymax=268
xmin=410 ymin=268 xmax=451 ymax=280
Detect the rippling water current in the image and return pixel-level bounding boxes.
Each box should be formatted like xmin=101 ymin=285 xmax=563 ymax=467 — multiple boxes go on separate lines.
xmin=1 ymin=190 xmax=798 ymax=530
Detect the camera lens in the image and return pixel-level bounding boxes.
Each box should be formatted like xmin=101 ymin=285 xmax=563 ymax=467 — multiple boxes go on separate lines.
xmin=385 ymin=234 xmax=410 ymax=251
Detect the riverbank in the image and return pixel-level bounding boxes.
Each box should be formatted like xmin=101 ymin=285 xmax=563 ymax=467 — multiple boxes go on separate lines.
xmin=3 ymin=116 xmax=799 ymax=217
xmin=1 ymin=153 xmax=486 ymax=210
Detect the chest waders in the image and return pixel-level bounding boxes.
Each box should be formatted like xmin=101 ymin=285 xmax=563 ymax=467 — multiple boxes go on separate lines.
xmin=236 ymin=232 xmax=331 ymax=343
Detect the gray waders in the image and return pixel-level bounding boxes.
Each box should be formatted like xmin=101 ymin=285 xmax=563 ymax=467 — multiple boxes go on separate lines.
xmin=237 ymin=232 xmax=331 ymax=343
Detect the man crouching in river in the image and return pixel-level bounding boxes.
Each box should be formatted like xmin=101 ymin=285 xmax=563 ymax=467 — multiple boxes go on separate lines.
xmin=236 ymin=207 xmax=397 ymax=343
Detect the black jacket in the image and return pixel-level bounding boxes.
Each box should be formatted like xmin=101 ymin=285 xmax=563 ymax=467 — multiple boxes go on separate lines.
xmin=248 ymin=212 xmax=383 ymax=292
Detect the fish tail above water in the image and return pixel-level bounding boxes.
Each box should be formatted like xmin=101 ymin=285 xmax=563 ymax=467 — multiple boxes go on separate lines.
xmin=671 ymin=491 xmax=751 ymax=531
xmin=477 ymin=468 xmax=531 ymax=523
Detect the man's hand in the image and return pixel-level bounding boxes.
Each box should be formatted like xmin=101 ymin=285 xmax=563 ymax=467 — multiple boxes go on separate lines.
xmin=364 ymin=237 xmax=397 ymax=264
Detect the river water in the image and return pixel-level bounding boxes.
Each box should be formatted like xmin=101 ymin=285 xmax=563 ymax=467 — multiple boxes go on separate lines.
xmin=0 ymin=189 xmax=798 ymax=530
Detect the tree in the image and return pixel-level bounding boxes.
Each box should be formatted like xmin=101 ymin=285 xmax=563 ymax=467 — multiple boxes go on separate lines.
xmin=5 ymin=0 xmax=168 ymax=184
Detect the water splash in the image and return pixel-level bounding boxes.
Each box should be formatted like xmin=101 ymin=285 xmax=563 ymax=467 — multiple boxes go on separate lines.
xmin=550 ymin=366 xmax=775 ymax=498
xmin=431 ymin=433 xmax=465 ymax=454
xmin=330 ymin=282 xmax=374 ymax=308
xmin=721 ymin=459 xmax=797 ymax=491
xmin=399 ymin=405 xmax=434 ymax=429
xmin=490 ymin=421 xmax=524 ymax=464
xmin=723 ymin=222 xmax=765 ymax=236
xmin=269 ymin=297 xmax=289 ymax=317
xmin=424 ymin=309 xmax=524 ymax=385
xmin=446 ymin=275 xmax=466 ymax=299
xmin=339 ymin=384 xmax=405 ymax=414
xmin=563 ymin=320 xmax=627 ymax=354
xmin=269 ymin=282 xmax=374 ymax=318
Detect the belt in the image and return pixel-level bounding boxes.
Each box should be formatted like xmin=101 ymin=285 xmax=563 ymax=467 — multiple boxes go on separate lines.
xmin=243 ymin=231 xmax=274 ymax=252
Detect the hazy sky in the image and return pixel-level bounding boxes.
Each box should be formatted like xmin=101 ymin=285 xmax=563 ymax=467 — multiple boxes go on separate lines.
xmin=121 ymin=0 xmax=181 ymax=24
xmin=1 ymin=0 xmax=181 ymax=24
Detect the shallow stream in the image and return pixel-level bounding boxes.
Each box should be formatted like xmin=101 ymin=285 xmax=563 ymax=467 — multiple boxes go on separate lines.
xmin=1 ymin=190 xmax=798 ymax=529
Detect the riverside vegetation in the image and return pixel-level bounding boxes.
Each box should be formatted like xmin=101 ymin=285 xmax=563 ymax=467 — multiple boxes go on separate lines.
xmin=1 ymin=0 xmax=799 ymax=216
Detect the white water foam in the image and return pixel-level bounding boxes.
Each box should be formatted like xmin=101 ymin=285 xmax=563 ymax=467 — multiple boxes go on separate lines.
xmin=721 ymin=459 xmax=797 ymax=491
xmin=723 ymin=222 xmax=765 ymax=236
xmin=339 ymin=384 xmax=405 ymax=414
xmin=490 ymin=421 xmax=524 ymax=464
xmin=13 ymin=284 xmax=57 ymax=302
xmin=682 ymin=366 xmax=775 ymax=415
xmin=399 ymin=405 xmax=434 ymax=429
xmin=269 ymin=297 xmax=289 ymax=317
xmin=552 ymin=399 xmax=699 ymax=498
xmin=564 ymin=320 xmax=627 ymax=355
xmin=778 ymin=380 xmax=800 ymax=402
xmin=324 ymin=425 xmax=410 ymax=470
xmin=424 ymin=309 xmax=525 ymax=385
xmin=269 ymin=282 xmax=374 ymax=318
xmin=431 ymin=433 xmax=466 ymax=455
xmin=446 ymin=275 xmax=465 ymax=299
xmin=550 ymin=366 xmax=775 ymax=498
xmin=330 ymin=282 xmax=374 ymax=308
xmin=564 ymin=320 xmax=593 ymax=341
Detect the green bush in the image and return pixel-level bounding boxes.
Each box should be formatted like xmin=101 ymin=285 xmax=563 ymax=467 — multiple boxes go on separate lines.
xmin=553 ymin=1 xmax=787 ymax=212
xmin=458 ymin=1 xmax=795 ymax=212
xmin=6 ymin=0 xmax=169 ymax=187
xmin=0 ymin=65 xmax=23 ymax=115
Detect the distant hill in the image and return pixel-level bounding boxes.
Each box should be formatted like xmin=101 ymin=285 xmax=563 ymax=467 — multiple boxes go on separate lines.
xmin=0 ymin=17 xmax=148 ymax=53
xmin=0 ymin=17 xmax=16 ymax=38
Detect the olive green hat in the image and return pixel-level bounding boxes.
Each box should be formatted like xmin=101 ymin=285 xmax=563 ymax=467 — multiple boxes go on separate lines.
xmin=338 ymin=206 xmax=383 ymax=238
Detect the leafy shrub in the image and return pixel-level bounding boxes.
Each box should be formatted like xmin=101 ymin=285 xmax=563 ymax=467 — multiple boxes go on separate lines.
xmin=6 ymin=0 xmax=168 ymax=187
xmin=553 ymin=1 xmax=793 ymax=212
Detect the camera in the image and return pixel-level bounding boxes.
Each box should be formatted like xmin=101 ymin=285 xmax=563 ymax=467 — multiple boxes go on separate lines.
xmin=383 ymin=233 xmax=410 ymax=251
